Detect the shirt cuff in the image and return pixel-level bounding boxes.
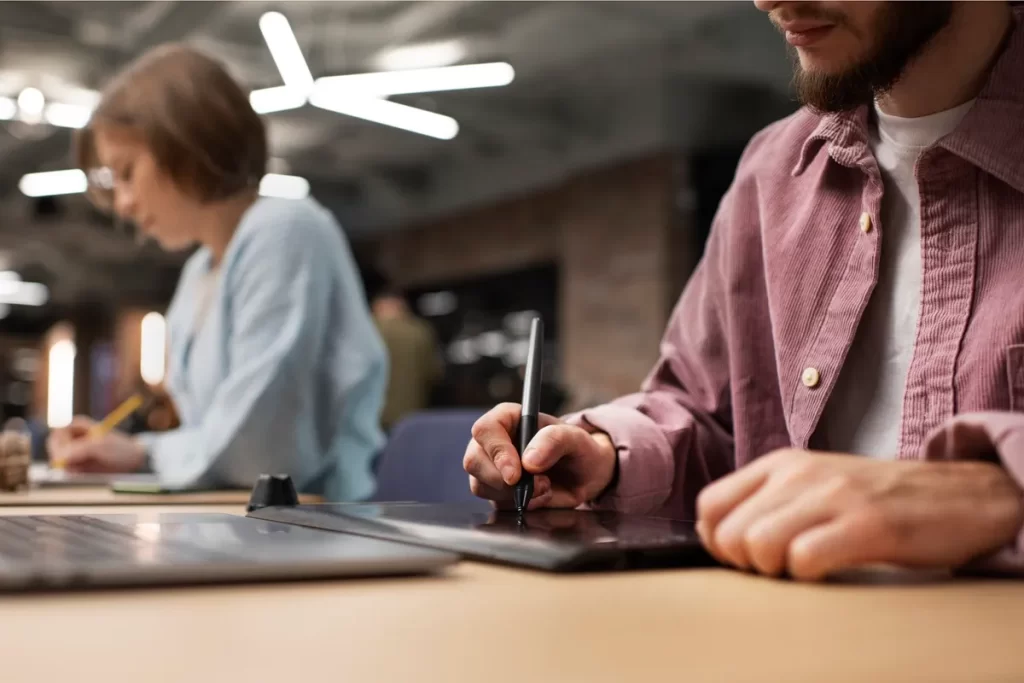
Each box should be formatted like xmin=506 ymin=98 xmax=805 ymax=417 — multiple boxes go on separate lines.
xmin=921 ymin=412 xmax=1024 ymax=573
xmin=133 ymin=433 xmax=157 ymax=473
xmin=564 ymin=404 xmax=674 ymax=514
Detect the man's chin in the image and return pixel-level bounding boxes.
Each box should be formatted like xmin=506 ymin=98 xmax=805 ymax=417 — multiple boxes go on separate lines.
xmin=793 ymin=66 xmax=875 ymax=114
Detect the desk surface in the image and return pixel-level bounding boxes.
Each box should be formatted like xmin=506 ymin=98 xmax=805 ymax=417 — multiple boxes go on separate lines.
xmin=0 ymin=485 xmax=319 ymax=507
xmin=3 ymin=519 xmax=1023 ymax=683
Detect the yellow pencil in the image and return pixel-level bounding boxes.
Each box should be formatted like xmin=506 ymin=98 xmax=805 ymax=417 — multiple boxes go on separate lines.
xmin=89 ymin=394 xmax=145 ymax=438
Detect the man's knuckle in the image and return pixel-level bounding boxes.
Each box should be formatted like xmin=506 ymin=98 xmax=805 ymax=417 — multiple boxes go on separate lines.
xmin=742 ymin=523 xmax=771 ymax=554
xmin=854 ymin=505 xmax=907 ymax=543
xmin=462 ymin=449 xmax=478 ymax=473
xmin=470 ymin=419 xmax=489 ymax=442
xmin=696 ymin=487 xmax=724 ymax=521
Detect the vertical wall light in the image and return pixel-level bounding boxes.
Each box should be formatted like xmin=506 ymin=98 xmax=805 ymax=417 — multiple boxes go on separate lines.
xmin=140 ymin=312 xmax=166 ymax=385
xmin=47 ymin=339 xmax=76 ymax=428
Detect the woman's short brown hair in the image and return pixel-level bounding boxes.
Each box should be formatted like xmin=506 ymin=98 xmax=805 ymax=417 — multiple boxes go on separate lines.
xmin=76 ymin=43 xmax=267 ymax=210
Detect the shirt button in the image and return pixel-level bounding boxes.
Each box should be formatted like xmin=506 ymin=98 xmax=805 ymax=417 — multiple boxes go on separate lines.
xmin=801 ymin=367 xmax=821 ymax=388
xmin=859 ymin=212 xmax=872 ymax=233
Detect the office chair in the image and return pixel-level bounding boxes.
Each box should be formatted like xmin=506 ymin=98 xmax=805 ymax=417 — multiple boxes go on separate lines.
xmin=371 ymin=409 xmax=491 ymax=508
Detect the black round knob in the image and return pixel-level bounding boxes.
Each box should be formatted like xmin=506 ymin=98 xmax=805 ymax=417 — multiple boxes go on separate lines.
xmin=247 ymin=474 xmax=299 ymax=512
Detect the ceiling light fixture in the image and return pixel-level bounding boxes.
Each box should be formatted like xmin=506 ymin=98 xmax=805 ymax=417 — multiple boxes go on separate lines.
xmin=19 ymin=169 xmax=311 ymax=200
xmin=259 ymin=173 xmax=310 ymax=200
xmin=314 ymin=62 xmax=515 ymax=98
xmin=0 ymin=280 xmax=49 ymax=307
xmin=308 ymin=91 xmax=458 ymax=140
xmin=259 ymin=12 xmax=314 ymax=92
xmin=140 ymin=312 xmax=167 ymax=386
xmin=372 ymin=39 xmax=468 ymax=72
xmin=249 ymin=85 xmax=308 ymax=115
xmin=47 ymin=339 xmax=75 ymax=428
xmin=17 ymin=87 xmax=45 ymax=121
xmin=0 ymin=96 xmax=16 ymax=121
xmin=18 ymin=169 xmax=88 ymax=197
xmin=0 ymin=90 xmax=93 ymax=128
xmin=253 ymin=12 xmax=515 ymax=139
xmin=43 ymin=102 xmax=92 ymax=129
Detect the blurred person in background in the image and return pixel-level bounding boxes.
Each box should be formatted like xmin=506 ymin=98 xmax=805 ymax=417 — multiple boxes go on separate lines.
xmin=369 ymin=278 xmax=443 ymax=430
xmin=47 ymin=44 xmax=387 ymax=501
xmin=466 ymin=1 xmax=1024 ymax=579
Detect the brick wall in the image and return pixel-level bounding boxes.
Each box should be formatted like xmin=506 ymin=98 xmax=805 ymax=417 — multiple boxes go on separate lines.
xmin=363 ymin=154 xmax=696 ymax=407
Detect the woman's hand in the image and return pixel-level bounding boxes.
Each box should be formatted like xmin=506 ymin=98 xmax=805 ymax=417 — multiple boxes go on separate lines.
xmin=48 ymin=416 xmax=147 ymax=473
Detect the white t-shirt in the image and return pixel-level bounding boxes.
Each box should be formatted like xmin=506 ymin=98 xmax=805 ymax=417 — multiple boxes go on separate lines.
xmin=816 ymin=98 xmax=975 ymax=458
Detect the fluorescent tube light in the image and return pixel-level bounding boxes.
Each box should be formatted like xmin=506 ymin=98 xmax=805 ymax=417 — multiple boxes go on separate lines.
xmin=373 ymin=40 xmax=467 ymax=72
xmin=18 ymin=169 xmax=88 ymax=197
xmin=44 ymin=102 xmax=92 ymax=129
xmin=0 ymin=281 xmax=49 ymax=307
xmin=140 ymin=312 xmax=167 ymax=385
xmin=0 ymin=96 xmax=16 ymax=120
xmin=309 ymin=92 xmax=458 ymax=139
xmin=249 ymin=85 xmax=308 ymax=114
xmin=314 ymin=62 xmax=514 ymax=97
xmin=259 ymin=174 xmax=310 ymax=200
xmin=259 ymin=12 xmax=314 ymax=92
xmin=47 ymin=339 xmax=76 ymax=428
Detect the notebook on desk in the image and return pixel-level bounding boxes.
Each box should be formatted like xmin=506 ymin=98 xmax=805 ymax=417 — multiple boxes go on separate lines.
xmin=28 ymin=463 xmax=159 ymax=489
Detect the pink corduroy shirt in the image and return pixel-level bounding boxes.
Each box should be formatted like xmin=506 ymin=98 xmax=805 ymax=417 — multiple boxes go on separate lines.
xmin=572 ymin=10 xmax=1024 ymax=569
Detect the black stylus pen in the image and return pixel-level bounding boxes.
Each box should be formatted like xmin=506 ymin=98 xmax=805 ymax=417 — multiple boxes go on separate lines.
xmin=514 ymin=317 xmax=544 ymax=514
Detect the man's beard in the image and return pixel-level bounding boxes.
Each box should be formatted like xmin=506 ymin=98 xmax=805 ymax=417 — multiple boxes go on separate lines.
xmin=790 ymin=2 xmax=954 ymax=113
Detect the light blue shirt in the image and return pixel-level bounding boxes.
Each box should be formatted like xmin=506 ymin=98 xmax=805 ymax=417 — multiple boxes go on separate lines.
xmin=138 ymin=197 xmax=387 ymax=501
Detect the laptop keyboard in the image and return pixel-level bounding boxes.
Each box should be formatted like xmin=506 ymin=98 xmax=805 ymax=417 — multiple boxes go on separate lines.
xmin=0 ymin=516 xmax=208 ymax=564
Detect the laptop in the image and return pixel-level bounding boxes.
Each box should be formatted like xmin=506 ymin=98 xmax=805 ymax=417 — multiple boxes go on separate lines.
xmin=248 ymin=503 xmax=715 ymax=572
xmin=0 ymin=512 xmax=457 ymax=591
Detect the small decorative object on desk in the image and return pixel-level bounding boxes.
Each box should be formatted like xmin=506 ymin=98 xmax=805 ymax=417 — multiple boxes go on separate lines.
xmin=0 ymin=421 xmax=31 ymax=491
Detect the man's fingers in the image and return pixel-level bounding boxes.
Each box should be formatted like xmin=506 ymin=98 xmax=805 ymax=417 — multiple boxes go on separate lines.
xmin=469 ymin=476 xmax=512 ymax=503
xmin=787 ymin=513 xmax=889 ymax=581
xmin=469 ymin=473 xmax=552 ymax=504
xmin=696 ymin=466 xmax=772 ymax=538
xmin=741 ymin=484 xmax=843 ymax=577
xmin=541 ymin=487 xmax=584 ymax=509
xmin=521 ymin=424 xmax=591 ymax=473
xmin=463 ymin=442 xmax=507 ymax=491
xmin=707 ymin=479 xmax=795 ymax=570
xmin=470 ymin=404 xmax=522 ymax=485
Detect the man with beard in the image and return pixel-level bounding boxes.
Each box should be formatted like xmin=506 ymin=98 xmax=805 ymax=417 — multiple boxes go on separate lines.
xmin=464 ymin=1 xmax=1024 ymax=580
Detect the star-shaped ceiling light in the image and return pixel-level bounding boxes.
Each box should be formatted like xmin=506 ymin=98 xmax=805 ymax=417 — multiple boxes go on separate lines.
xmin=250 ymin=11 xmax=515 ymax=140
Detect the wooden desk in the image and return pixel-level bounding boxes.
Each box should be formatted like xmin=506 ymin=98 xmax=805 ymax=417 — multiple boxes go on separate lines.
xmin=3 ymin=550 xmax=1023 ymax=682
xmin=0 ymin=486 xmax=320 ymax=507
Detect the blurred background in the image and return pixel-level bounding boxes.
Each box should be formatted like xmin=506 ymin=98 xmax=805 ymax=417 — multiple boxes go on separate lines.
xmin=0 ymin=1 xmax=794 ymax=443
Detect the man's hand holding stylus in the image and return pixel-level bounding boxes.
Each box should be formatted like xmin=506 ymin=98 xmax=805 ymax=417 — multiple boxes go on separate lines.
xmin=464 ymin=402 xmax=617 ymax=509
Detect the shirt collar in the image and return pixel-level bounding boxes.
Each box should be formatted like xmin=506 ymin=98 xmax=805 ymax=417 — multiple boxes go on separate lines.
xmin=791 ymin=106 xmax=871 ymax=177
xmin=792 ymin=7 xmax=1024 ymax=195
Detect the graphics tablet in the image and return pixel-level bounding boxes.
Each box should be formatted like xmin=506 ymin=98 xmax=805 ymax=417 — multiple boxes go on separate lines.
xmin=247 ymin=503 xmax=714 ymax=572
